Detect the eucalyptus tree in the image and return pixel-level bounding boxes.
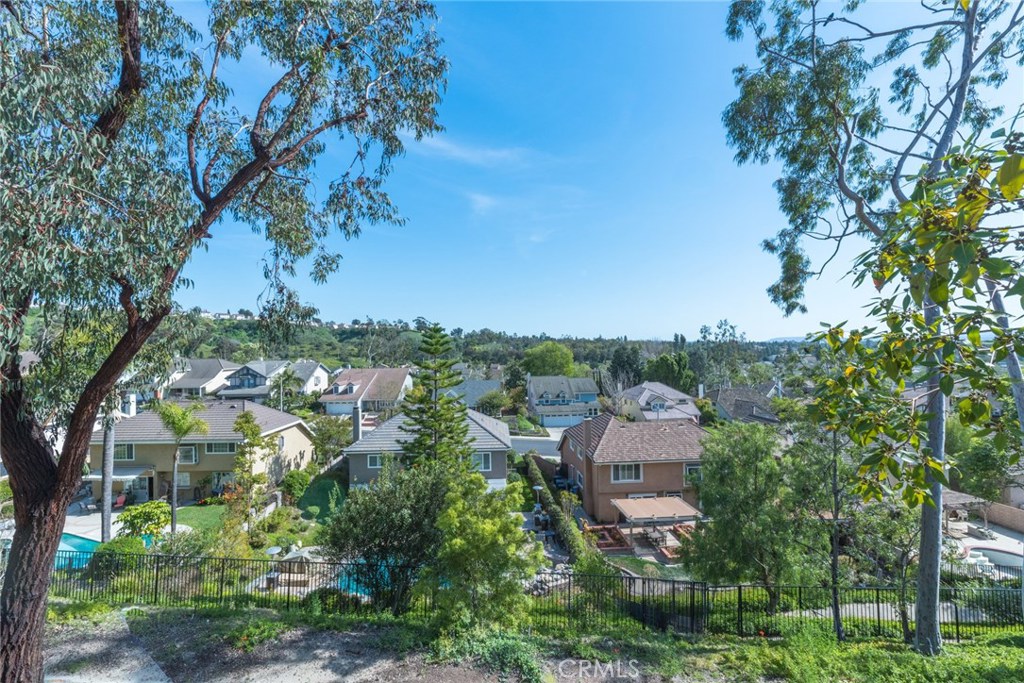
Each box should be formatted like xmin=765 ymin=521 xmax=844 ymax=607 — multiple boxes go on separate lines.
xmin=0 ymin=1 xmax=445 ymax=677
xmin=723 ymin=0 xmax=1024 ymax=653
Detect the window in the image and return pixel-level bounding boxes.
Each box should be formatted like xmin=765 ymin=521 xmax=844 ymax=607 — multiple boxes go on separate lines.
xmin=611 ymin=463 xmax=642 ymax=483
xmin=684 ymin=464 xmax=702 ymax=486
xmin=177 ymin=445 xmax=198 ymax=465
xmin=212 ymin=472 xmax=235 ymax=489
xmin=576 ymin=471 xmax=584 ymax=487
xmin=205 ymin=442 xmax=236 ymax=455
xmin=368 ymin=454 xmax=383 ymax=469
xmin=113 ymin=444 xmax=134 ymax=461
xmin=175 ymin=472 xmax=190 ymax=488
xmin=278 ymin=435 xmax=285 ymax=453
xmin=666 ymin=491 xmax=683 ymax=498
xmin=471 ymin=452 xmax=492 ymax=472
xmin=652 ymin=402 xmax=665 ymax=412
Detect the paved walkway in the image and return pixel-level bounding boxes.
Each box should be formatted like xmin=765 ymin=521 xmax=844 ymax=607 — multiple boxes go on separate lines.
xmin=46 ymin=611 xmax=170 ymax=683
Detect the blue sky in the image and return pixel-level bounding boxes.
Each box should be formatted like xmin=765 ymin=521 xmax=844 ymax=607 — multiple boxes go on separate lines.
xmin=175 ymin=1 xmax=1021 ymax=342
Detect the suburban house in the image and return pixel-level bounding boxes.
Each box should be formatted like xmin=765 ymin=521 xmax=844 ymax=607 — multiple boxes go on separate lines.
xmin=619 ymin=381 xmax=700 ymax=423
xmin=558 ymin=413 xmax=705 ymax=523
xmin=217 ymin=360 xmax=291 ymax=403
xmin=289 ymin=359 xmax=332 ymax=396
xmin=526 ymin=375 xmax=601 ymax=427
xmin=319 ymin=367 xmax=414 ymax=417
xmin=344 ymin=408 xmax=511 ymax=491
xmin=442 ymin=379 xmax=502 ymax=412
xmin=705 ymin=384 xmax=781 ymax=424
xmin=165 ymin=358 xmax=240 ymax=398
xmin=86 ymin=399 xmax=314 ymax=505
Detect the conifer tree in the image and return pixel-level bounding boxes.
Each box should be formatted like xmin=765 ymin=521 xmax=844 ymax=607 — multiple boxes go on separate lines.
xmin=400 ymin=323 xmax=474 ymax=463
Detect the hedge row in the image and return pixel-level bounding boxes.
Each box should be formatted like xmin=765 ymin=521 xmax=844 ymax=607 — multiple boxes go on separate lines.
xmin=525 ymin=455 xmax=588 ymax=562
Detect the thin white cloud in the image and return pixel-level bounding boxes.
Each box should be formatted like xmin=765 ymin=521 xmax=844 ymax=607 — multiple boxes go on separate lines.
xmin=403 ymin=133 xmax=534 ymax=167
xmin=467 ymin=192 xmax=499 ymax=216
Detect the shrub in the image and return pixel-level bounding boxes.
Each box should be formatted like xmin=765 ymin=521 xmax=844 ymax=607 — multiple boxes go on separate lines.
xmin=117 ymin=501 xmax=171 ymax=538
xmin=303 ymin=505 xmax=321 ymax=520
xmin=280 ymin=470 xmax=311 ymax=503
xmin=225 ymin=619 xmax=289 ymax=652
xmin=261 ymin=506 xmax=294 ymax=533
xmin=85 ymin=536 xmax=147 ymax=581
xmin=247 ymin=529 xmax=268 ymax=550
xmin=302 ymin=587 xmax=363 ymax=615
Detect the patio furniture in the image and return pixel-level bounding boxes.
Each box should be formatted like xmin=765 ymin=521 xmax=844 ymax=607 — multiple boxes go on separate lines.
xmin=112 ymin=494 xmax=127 ymax=510
xmin=78 ymin=498 xmax=99 ymax=513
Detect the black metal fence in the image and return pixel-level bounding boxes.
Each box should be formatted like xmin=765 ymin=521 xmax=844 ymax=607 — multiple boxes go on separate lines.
xmin=6 ymin=550 xmax=1024 ymax=642
xmin=705 ymin=582 xmax=1024 ymax=642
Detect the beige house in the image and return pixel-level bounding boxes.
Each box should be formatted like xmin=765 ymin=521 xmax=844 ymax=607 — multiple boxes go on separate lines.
xmin=87 ymin=399 xmax=314 ymax=503
xmin=558 ymin=413 xmax=705 ymax=523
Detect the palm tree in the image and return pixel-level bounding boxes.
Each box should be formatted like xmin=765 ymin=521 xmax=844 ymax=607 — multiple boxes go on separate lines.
xmin=154 ymin=400 xmax=209 ymax=534
xmin=269 ymin=368 xmax=304 ymax=412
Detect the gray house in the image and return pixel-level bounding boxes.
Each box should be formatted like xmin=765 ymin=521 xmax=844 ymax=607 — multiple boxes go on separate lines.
xmin=526 ymin=375 xmax=601 ymax=427
xmin=344 ymin=408 xmax=512 ymax=491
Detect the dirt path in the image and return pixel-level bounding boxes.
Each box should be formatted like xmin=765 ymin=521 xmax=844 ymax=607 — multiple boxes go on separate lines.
xmin=45 ymin=610 xmax=170 ymax=683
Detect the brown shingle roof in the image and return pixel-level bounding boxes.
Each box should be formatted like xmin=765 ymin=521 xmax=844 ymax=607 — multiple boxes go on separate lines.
xmin=89 ymin=399 xmax=308 ymax=444
xmin=319 ymin=367 xmax=411 ymax=404
xmin=560 ymin=413 xmax=705 ymax=464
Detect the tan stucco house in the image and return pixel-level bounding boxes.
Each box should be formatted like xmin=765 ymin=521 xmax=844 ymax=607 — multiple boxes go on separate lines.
xmin=87 ymin=399 xmax=314 ymax=503
xmin=558 ymin=414 xmax=705 ymax=523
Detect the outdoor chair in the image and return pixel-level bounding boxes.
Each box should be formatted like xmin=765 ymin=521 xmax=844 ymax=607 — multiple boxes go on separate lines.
xmin=112 ymin=494 xmax=127 ymax=510
xmin=78 ymin=498 xmax=99 ymax=513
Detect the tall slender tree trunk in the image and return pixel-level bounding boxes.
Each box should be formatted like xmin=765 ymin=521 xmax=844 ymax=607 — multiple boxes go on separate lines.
xmin=101 ymin=418 xmax=114 ymax=543
xmin=915 ymin=297 xmax=946 ymax=655
xmin=829 ymin=440 xmax=845 ymax=642
xmin=170 ymin=449 xmax=179 ymax=534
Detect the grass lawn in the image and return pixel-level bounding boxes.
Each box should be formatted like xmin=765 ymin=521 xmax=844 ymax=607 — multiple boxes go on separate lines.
xmin=297 ymin=470 xmax=347 ymax=521
xmin=607 ymin=555 xmax=691 ymax=580
xmin=175 ymin=504 xmax=226 ymax=532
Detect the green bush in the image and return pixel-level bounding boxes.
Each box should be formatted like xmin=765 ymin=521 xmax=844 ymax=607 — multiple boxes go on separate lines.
xmin=302 ymin=587 xmax=364 ymax=615
xmin=280 ymin=470 xmax=311 ymax=503
xmin=303 ymin=505 xmax=320 ymax=520
xmin=84 ymin=536 xmax=148 ymax=581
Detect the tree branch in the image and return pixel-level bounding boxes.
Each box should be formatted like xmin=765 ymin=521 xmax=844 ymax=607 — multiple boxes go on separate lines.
xmin=92 ymin=1 xmax=144 ymax=144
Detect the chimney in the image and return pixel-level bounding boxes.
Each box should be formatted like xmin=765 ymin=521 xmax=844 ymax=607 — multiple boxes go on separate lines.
xmin=698 ymin=383 xmax=705 ymax=399
xmin=352 ymin=405 xmax=362 ymax=443
xmin=125 ymin=393 xmax=137 ymax=418
xmin=583 ymin=417 xmax=592 ymax=455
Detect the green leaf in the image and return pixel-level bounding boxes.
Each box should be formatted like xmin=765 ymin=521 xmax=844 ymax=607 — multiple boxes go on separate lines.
xmin=996 ymin=153 xmax=1024 ymax=200
xmin=967 ymin=327 xmax=982 ymax=347
xmin=939 ymin=374 xmax=954 ymax=396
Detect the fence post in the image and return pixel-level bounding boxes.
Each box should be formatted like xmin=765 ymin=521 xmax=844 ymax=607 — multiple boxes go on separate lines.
xmin=152 ymin=555 xmax=162 ymax=606
xmin=798 ymin=586 xmax=802 ymax=611
xmin=953 ymin=587 xmax=961 ymax=643
xmin=737 ymin=585 xmax=744 ymax=637
xmin=875 ymin=588 xmax=881 ymax=637
xmin=671 ymin=580 xmax=677 ymax=633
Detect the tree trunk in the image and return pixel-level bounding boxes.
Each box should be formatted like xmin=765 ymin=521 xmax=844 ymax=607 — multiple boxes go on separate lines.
xmin=899 ymin=573 xmax=913 ymax=644
xmin=101 ymin=418 xmax=114 ymax=543
xmin=915 ymin=296 xmax=946 ymax=655
xmin=0 ymin=499 xmax=68 ymax=682
xmin=829 ymin=438 xmax=845 ymax=642
xmin=171 ymin=452 xmax=179 ymax=535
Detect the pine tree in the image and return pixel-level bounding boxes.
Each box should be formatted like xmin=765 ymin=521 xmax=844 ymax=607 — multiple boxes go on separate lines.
xmin=400 ymin=323 xmax=474 ymax=462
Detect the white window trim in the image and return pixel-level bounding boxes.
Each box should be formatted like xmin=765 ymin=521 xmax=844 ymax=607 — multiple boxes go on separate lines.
xmin=471 ymin=452 xmax=492 ymax=473
xmin=205 ymin=442 xmax=237 ymax=455
xmin=177 ymin=445 xmax=198 ymax=465
xmin=611 ymin=463 xmax=643 ymax=483
xmin=174 ymin=472 xmax=191 ymax=487
xmin=113 ymin=444 xmax=134 ymax=461
xmin=367 ymin=454 xmax=383 ymax=469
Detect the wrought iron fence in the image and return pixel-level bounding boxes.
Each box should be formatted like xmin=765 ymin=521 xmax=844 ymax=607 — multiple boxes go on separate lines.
xmin=4 ymin=549 xmax=1023 ymax=642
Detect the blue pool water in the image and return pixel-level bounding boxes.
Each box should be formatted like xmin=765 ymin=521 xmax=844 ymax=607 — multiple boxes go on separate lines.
xmin=56 ymin=533 xmax=101 ymax=569
xmin=59 ymin=533 xmax=101 ymax=553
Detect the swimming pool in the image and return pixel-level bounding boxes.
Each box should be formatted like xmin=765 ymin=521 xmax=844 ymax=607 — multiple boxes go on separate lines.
xmin=59 ymin=533 xmax=101 ymax=553
xmin=56 ymin=533 xmax=101 ymax=569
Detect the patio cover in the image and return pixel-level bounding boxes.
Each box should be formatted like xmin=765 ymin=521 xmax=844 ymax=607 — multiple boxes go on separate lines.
xmin=611 ymin=496 xmax=700 ymax=525
xmin=82 ymin=465 xmax=154 ymax=482
xmin=943 ymin=489 xmax=991 ymax=511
